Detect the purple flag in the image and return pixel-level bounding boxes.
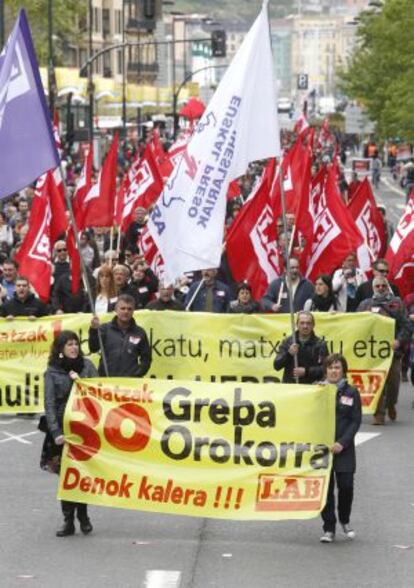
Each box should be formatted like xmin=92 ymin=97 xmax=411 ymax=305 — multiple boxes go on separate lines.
xmin=0 ymin=10 xmax=60 ymax=200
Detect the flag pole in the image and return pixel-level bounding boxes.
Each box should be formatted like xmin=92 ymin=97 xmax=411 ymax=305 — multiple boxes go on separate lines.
xmin=185 ymin=278 xmax=205 ymax=311
xmin=58 ymin=164 xmax=109 ymax=377
xmin=279 ymin=159 xmax=299 ymax=383
xmin=266 ymin=0 xmax=299 ymax=382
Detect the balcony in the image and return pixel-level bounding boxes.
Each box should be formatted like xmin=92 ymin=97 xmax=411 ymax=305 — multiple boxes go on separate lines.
xmin=127 ymin=62 xmax=159 ymax=74
xmin=125 ymin=18 xmax=156 ymax=32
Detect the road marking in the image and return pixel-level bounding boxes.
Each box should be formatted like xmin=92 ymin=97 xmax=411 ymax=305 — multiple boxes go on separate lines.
xmin=0 ymin=419 xmax=18 ymax=425
xmin=0 ymin=431 xmax=38 ymax=444
xmin=144 ymin=571 xmax=181 ymax=588
xmin=382 ymin=176 xmax=405 ymax=197
xmin=355 ymin=432 xmax=380 ymax=446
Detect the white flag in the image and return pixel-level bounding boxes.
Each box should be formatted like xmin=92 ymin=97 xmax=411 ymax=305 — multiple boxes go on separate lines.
xmin=148 ymin=1 xmax=280 ymax=280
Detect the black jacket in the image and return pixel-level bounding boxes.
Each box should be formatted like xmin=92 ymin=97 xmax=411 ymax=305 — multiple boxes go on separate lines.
xmin=273 ymin=331 xmax=328 ymax=383
xmin=332 ymin=380 xmax=362 ymax=473
xmin=0 ymin=292 xmax=49 ymax=317
xmin=44 ymin=359 xmax=98 ymax=441
xmin=88 ymin=316 xmax=151 ymax=377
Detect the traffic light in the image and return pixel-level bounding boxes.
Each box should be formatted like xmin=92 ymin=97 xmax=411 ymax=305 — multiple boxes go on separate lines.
xmin=211 ymin=30 xmax=226 ymax=58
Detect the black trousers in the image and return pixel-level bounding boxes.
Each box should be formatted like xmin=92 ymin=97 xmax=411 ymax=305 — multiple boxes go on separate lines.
xmin=61 ymin=500 xmax=88 ymax=521
xmin=321 ymin=471 xmax=354 ymax=533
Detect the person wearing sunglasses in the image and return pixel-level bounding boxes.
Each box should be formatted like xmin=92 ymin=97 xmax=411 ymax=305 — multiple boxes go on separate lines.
xmin=52 ymin=240 xmax=70 ymax=285
xmin=354 ymin=258 xmax=400 ymax=307
xmin=357 ymin=276 xmax=412 ymax=425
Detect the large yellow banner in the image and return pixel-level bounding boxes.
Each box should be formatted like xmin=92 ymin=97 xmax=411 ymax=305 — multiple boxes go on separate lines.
xmin=0 ymin=311 xmax=393 ymax=414
xmin=58 ymin=378 xmax=336 ymax=520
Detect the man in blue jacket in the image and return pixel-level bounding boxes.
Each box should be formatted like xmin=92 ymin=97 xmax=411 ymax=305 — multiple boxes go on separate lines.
xmin=184 ymin=268 xmax=230 ymax=312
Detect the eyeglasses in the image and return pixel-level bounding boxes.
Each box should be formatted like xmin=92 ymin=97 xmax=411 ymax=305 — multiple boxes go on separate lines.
xmin=56 ymin=248 xmax=67 ymax=253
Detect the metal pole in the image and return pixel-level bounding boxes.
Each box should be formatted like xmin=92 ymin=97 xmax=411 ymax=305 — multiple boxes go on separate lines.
xmin=47 ymin=0 xmax=55 ymax=115
xmin=0 ymin=0 xmax=4 ymax=49
xmin=279 ymin=166 xmax=299 ymax=382
xmin=172 ymin=17 xmax=178 ymax=138
xmin=87 ymin=0 xmax=94 ymax=143
xmin=122 ymin=0 xmax=127 ymax=138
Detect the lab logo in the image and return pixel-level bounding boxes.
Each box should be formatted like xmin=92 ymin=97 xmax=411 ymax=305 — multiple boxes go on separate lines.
xmin=255 ymin=474 xmax=325 ymax=511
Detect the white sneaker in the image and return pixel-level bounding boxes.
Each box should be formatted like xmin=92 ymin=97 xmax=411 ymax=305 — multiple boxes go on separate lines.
xmin=342 ymin=524 xmax=356 ymax=539
xmin=320 ymin=531 xmax=335 ymax=543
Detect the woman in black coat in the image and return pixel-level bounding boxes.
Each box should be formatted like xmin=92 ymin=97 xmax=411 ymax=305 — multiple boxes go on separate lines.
xmin=42 ymin=331 xmax=98 ymax=537
xmin=320 ymin=353 xmax=362 ymax=543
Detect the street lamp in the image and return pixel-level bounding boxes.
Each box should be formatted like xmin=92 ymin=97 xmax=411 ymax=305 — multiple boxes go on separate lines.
xmin=0 ymin=0 xmax=4 ymax=48
xmin=47 ymin=0 xmax=57 ymax=115
xmin=87 ymin=0 xmax=94 ymax=142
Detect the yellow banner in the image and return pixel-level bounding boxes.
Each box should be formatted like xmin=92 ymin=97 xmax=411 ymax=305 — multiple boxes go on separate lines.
xmin=58 ymin=378 xmax=336 ymax=520
xmin=0 ymin=311 xmax=393 ymax=414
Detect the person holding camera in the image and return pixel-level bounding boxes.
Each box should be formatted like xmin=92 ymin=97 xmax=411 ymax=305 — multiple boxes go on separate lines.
xmin=332 ymin=252 xmax=366 ymax=312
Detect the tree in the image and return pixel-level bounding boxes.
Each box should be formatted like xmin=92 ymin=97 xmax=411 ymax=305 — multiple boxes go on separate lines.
xmin=5 ymin=0 xmax=86 ymax=66
xmin=339 ymin=0 xmax=414 ymax=141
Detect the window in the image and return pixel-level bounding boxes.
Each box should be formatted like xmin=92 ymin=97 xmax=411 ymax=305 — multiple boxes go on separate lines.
xmin=115 ymin=10 xmax=122 ymax=35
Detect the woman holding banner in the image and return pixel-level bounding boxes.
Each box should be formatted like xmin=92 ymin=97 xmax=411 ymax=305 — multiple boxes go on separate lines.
xmin=320 ymin=353 xmax=362 ymax=544
xmin=41 ymin=331 xmax=98 ymax=537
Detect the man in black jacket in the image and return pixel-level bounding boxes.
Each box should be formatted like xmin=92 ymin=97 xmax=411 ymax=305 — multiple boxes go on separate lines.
xmin=0 ymin=276 xmax=49 ymax=318
xmin=89 ymin=294 xmax=151 ymax=377
xmin=274 ymin=311 xmax=328 ymax=383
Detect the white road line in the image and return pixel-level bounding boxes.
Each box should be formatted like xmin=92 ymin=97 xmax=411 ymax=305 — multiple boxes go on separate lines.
xmin=382 ymin=176 xmax=406 ymax=197
xmin=355 ymin=432 xmax=380 ymax=446
xmin=0 ymin=419 xmax=18 ymax=425
xmin=0 ymin=431 xmax=38 ymax=444
xmin=144 ymin=571 xmax=182 ymax=588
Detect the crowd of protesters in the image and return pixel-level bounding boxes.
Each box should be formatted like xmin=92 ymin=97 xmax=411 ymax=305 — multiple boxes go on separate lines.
xmin=0 ymin=126 xmax=410 ymax=546
xmin=0 ymin=128 xmax=412 ymax=425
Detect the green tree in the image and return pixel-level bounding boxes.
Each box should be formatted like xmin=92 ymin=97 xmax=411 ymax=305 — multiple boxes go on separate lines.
xmin=5 ymin=0 xmax=86 ymax=66
xmin=339 ymin=0 xmax=414 ymax=141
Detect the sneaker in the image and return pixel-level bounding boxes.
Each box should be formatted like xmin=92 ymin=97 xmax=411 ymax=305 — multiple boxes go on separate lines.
xmin=320 ymin=531 xmax=335 ymax=543
xmin=372 ymin=414 xmax=385 ymax=425
xmin=342 ymin=524 xmax=355 ymax=540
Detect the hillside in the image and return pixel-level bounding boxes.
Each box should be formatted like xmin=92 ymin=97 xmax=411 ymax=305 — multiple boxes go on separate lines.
xmin=170 ymin=0 xmax=296 ymax=23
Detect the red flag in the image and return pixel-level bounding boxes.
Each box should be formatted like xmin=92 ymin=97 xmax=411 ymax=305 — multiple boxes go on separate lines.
xmin=385 ymin=191 xmax=414 ymax=297
xmin=297 ymin=164 xmax=363 ymax=281
xmin=66 ymin=228 xmax=81 ymax=294
xmin=72 ymin=143 xmax=93 ymax=227
xmin=226 ymin=160 xmax=284 ymax=299
xmin=317 ymin=118 xmax=335 ymax=149
xmin=152 ymin=130 xmax=173 ymax=181
xmin=138 ymin=225 xmax=165 ymax=279
xmin=121 ymin=141 xmax=164 ymax=231
xmin=81 ymin=134 xmax=119 ymax=228
xmin=347 ymin=178 xmax=386 ymax=272
xmin=15 ymin=180 xmax=52 ymax=301
xmin=294 ymin=112 xmax=310 ymax=135
xmin=227 ymin=179 xmax=241 ymax=201
xmin=270 ymin=137 xmax=312 ymax=216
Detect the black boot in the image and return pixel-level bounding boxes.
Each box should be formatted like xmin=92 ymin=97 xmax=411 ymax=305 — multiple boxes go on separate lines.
xmin=77 ymin=503 xmax=93 ymax=535
xmin=56 ymin=501 xmax=75 ymax=537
